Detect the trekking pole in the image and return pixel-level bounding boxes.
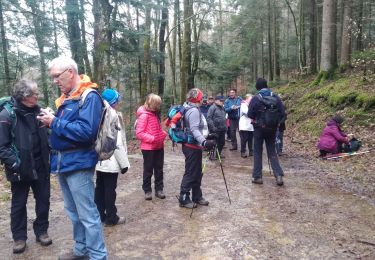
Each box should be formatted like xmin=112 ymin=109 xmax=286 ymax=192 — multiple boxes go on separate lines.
xmin=216 ymin=146 xmax=231 ymax=204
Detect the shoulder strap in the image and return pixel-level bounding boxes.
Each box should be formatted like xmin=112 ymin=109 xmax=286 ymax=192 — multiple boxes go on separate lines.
xmin=79 ymin=88 xmax=104 ymax=108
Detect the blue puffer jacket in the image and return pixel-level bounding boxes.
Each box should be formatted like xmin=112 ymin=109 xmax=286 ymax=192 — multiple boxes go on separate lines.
xmin=50 ymin=91 xmax=102 ymax=174
xmin=224 ymin=97 xmax=242 ymax=120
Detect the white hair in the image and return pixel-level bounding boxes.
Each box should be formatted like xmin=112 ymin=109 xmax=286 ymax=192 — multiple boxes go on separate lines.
xmin=48 ymin=56 xmax=78 ymax=73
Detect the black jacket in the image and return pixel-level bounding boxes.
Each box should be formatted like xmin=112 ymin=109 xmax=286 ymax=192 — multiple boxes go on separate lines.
xmin=207 ymin=103 xmax=227 ymax=133
xmin=0 ymin=98 xmax=50 ymax=182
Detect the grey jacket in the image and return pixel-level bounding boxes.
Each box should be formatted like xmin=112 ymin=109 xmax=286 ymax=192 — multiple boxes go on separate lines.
xmin=183 ymin=102 xmax=208 ymax=145
xmin=207 ymin=103 xmax=227 ymax=133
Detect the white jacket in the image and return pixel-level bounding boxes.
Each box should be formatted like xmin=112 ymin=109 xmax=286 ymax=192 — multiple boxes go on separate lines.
xmin=239 ymin=102 xmax=254 ymax=131
xmin=96 ymin=112 xmax=130 ymax=173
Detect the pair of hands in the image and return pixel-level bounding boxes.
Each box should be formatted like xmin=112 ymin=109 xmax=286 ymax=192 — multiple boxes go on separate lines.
xmin=36 ymin=107 xmax=55 ymax=127
xmin=231 ymin=105 xmax=240 ymax=110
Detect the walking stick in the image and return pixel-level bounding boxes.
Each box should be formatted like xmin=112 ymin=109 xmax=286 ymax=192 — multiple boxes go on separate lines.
xmin=216 ymin=146 xmax=231 ymax=204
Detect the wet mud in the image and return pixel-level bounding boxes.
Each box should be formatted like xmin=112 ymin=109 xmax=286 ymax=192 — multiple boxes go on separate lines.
xmin=0 ymin=141 xmax=375 ymax=259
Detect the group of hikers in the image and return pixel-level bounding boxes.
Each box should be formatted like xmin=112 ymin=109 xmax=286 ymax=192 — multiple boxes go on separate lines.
xmin=0 ymin=55 xmax=356 ymax=260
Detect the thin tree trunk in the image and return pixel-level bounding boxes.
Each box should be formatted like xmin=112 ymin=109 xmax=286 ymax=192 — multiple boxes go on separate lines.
xmin=142 ymin=3 xmax=152 ymax=95
xmin=0 ymin=0 xmax=11 ymax=95
xmin=66 ymin=0 xmax=84 ymax=74
xmin=309 ymin=0 xmax=317 ymax=74
xmin=51 ymin=0 xmax=59 ymax=57
xmin=267 ymin=0 xmax=273 ymax=81
xmin=181 ymin=0 xmax=193 ymax=102
xmin=356 ymin=0 xmax=363 ymax=51
xmin=299 ymin=0 xmax=307 ymax=69
xmin=158 ymin=0 xmax=168 ymax=96
xmin=340 ymin=0 xmax=352 ymax=68
xmin=79 ymin=0 xmax=92 ymax=77
xmin=136 ymin=7 xmax=142 ymax=98
xmin=273 ymin=0 xmax=280 ymax=80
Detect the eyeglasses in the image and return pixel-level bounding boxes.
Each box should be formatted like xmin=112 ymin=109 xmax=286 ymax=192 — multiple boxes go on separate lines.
xmin=51 ymin=68 xmax=69 ymax=80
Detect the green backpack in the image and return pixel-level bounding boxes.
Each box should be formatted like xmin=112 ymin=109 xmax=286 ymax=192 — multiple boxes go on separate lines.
xmin=0 ymin=97 xmax=19 ymax=161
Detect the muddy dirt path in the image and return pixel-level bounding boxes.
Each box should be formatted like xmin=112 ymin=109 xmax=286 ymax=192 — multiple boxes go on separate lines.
xmin=1 ymin=142 xmax=375 ymax=259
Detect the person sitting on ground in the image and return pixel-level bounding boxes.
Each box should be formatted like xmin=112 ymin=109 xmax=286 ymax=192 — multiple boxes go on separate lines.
xmin=206 ymin=95 xmax=227 ymax=160
xmin=317 ymin=115 xmax=350 ymax=157
xmin=95 ymin=89 xmax=130 ymax=227
xmin=136 ymin=93 xmax=167 ymax=200
xmin=239 ymin=94 xmax=254 ymax=158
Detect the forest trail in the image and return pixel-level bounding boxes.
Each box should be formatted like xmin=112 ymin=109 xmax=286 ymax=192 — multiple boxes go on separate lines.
xmin=0 ymin=141 xmax=375 ymax=259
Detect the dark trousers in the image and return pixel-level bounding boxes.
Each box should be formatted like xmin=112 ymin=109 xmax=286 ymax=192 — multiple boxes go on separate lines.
xmin=216 ymin=131 xmax=226 ymax=154
xmin=94 ymin=171 xmax=119 ymax=225
xmin=10 ymin=161 xmax=50 ymax=241
xmin=142 ymin=149 xmax=164 ymax=192
xmin=230 ymin=119 xmax=239 ymax=148
xmin=181 ymin=145 xmax=203 ymax=201
xmin=253 ymin=128 xmax=284 ymax=179
xmin=239 ymin=130 xmax=254 ymax=154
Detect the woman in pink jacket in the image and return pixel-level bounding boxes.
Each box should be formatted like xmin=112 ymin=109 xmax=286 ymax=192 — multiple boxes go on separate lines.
xmin=136 ymin=94 xmax=167 ymax=200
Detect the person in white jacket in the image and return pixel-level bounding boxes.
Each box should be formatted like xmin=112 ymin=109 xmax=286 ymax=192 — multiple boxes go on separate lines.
xmin=95 ymin=89 xmax=130 ymax=227
xmin=239 ymin=94 xmax=254 ymax=158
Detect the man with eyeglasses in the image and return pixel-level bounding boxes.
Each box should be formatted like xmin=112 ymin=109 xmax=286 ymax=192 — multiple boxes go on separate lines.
xmin=0 ymin=79 xmax=52 ymax=254
xmin=37 ymin=56 xmax=107 ymax=260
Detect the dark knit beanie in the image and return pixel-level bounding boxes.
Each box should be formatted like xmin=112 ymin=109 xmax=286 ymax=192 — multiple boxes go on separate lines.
xmin=255 ymin=78 xmax=268 ymax=90
xmin=332 ymin=114 xmax=344 ymax=125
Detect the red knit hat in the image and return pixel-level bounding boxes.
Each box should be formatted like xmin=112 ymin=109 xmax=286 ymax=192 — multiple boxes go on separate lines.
xmin=188 ymin=89 xmax=203 ymax=103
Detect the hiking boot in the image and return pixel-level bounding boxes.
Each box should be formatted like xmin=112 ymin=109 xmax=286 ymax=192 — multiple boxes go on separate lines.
xmin=241 ymin=152 xmax=247 ymax=158
xmin=248 ymin=151 xmax=253 ymax=156
xmin=229 ymin=147 xmax=237 ymax=151
xmin=155 ymin=190 xmax=166 ymax=199
xmin=252 ymin=178 xmax=263 ymax=184
xmin=58 ymin=251 xmax=89 ymax=260
xmin=194 ymin=197 xmax=209 ymax=206
xmin=13 ymin=240 xmax=26 ymax=254
xmin=218 ymin=153 xmax=225 ymax=159
xmin=276 ymin=176 xmax=284 ymax=186
xmin=144 ymin=192 xmax=152 ymax=200
xmin=179 ymin=193 xmax=197 ymax=209
xmin=36 ymin=233 xmax=52 ymax=246
xmin=105 ymin=216 xmax=126 ymax=227
xmin=226 ymin=138 xmax=231 ymax=142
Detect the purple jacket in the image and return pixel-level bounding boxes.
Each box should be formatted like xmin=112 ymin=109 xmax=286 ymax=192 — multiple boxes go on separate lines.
xmin=317 ymin=120 xmax=348 ymax=153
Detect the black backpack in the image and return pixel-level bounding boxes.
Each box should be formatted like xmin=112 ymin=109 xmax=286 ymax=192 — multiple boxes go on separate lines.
xmin=257 ymin=92 xmax=280 ymax=130
xmin=343 ymin=137 xmax=362 ymax=153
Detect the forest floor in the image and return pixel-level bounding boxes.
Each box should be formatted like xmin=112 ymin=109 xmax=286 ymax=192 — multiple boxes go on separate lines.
xmin=0 ymin=136 xmax=375 ymax=259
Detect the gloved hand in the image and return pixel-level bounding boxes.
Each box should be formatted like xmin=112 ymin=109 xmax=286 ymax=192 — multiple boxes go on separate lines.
xmin=207 ymin=133 xmax=218 ymax=140
xmin=203 ymin=139 xmax=216 ymax=150
xmin=121 ymin=167 xmax=128 ymax=174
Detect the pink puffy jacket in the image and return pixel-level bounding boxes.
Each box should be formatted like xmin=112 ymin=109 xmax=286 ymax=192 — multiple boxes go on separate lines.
xmin=136 ymin=106 xmax=167 ymax=150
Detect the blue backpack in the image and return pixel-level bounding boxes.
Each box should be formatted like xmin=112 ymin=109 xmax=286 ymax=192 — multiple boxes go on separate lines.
xmin=166 ymin=105 xmax=194 ymax=144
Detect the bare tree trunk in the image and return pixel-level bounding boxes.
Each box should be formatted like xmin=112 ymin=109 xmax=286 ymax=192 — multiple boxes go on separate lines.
xmin=320 ymin=0 xmax=337 ymax=72
xmin=340 ymin=0 xmax=352 ymax=68
xmin=158 ymin=0 xmax=168 ymax=96
xmin=79 ymin=0 xmax=92 ymax=77
xmin=299 ymin=0 xmax=307 ymax=70
xmin=142 ymin=3 xmax=152 ymax=95
xmin=0 ymin=0 xmax=11 ymax=95
xmin=181 ymin=0 xmax=193 ymax=102
xmin=66 ymin=0 xmax=84 ymax=74
xmin=356 ymin=0 xmax=364 ymax=51
xmin=308 ymin=0 xmax=318 ymax=74
xmin=51 ymin=0 xmax=59 ymax=57
xmin=267 ymin=0 xmax=273 ymax=81
xmin=136 ymin=7 xmax=142 ymax=98
xmin=92 ymin=0 xmax=112 ymax=87
xmin=273 ymin=0 xmax=280 ymax=80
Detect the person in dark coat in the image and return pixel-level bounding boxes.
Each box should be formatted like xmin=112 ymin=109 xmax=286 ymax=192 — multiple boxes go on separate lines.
xmin=224 ymin=89 xmax=242 ymax=150
xmin=0 ymin=79 xmax=51 ymax=254
xmin=317 ymin=115 xmax=350 ymax=157
xmin=248 ymin=78 xmax=286 ymax=186
xmin=207 ymin=95 xmax=227 ymax=159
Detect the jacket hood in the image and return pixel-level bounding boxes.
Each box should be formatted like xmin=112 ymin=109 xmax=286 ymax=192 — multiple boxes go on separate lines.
xmin=327 ymin=119 xmax=339 ymax=127
xmin=258 ymin=88 xmax=272 ymax=96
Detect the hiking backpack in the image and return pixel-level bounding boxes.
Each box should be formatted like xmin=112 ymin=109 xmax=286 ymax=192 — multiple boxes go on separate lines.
xmin=0 ymin=97 xmax=20 ymax=163
xmin=257 ymin=92 xmax=281 ymax=130
xmin=80 ymin=89 xmax=120 ymax=161
xmin=165 ymin=105 xmax=197 ymax=144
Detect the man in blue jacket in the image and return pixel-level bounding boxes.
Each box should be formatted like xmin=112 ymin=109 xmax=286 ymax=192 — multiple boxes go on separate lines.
xmin=224 ymin=89 xmax=242 ymax=150
xmin=37 ymin=56 xmax=107 ymax=260
xmin=248 ymin=78 xmax=285 ymax=186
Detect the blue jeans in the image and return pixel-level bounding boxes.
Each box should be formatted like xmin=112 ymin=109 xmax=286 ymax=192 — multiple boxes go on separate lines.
xmin=58 ymin=169 xmax=107 ymax=260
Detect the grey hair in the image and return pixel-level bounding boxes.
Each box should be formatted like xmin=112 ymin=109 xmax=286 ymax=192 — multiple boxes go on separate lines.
xmin=48 ymin=56 xmax=78 ymax=73
xmin=12 ymin=79 xmax=38 ymax=102
xmin=186 ymin=88 xmax=201 ymax=100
